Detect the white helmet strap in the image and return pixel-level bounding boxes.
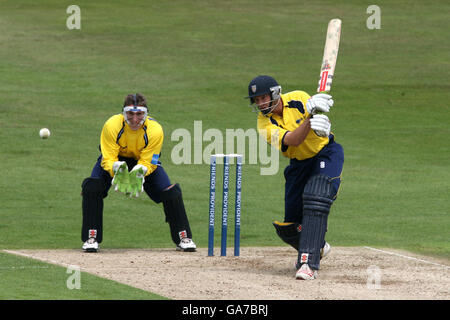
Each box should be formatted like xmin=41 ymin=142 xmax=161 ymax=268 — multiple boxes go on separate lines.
xmin=270 ymin=85 xmax=281 ymax=101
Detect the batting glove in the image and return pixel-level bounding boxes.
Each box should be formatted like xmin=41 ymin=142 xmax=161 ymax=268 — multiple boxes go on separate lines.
xmin=112 ymin=161 xmax=130 ymax=194
xmin=306 ymin=93 xmax=334 ymax=115
xmin=128 ymin=164 xmax=148 ymax=198
xmin=310 ymin=114 xmax=331 ymax=137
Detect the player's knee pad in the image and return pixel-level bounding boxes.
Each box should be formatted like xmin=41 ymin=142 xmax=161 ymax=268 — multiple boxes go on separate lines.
xmin=298 ymin=174 xmax=333 ymax=269
xmin=161 ymin=183 xmax=183 ymax=223
xmin=161 ymin=183 xmax=192 ymax=244
xmin=82 ymin=177 xmax=105 ymax=196
xmin=160 ymin=183 xmax=182 ymax=201
xmin=303 ymin=174 xmax=334 ymax=215
xmin=272 ymin=221 xmax=301 ymax=250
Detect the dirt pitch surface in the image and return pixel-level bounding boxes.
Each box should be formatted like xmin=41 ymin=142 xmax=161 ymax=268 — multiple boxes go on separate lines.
xmin=4 ymin=247 xmax=449 ymax=300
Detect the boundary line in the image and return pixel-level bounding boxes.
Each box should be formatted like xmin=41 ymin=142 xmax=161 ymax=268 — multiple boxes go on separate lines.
xmin=0 ymin=266 xmax=50 ymax=270
xmin=364 ymin=246 xmax=450 ymax=269
xmin=3 ymin=250 xmax=73 ymax=269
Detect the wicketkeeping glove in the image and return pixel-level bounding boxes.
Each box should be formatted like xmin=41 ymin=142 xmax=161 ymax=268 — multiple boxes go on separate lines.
xmin=112 ymin=161 xmax=130 ymax=194
xmin=310 ymin=114 xmax=331 ymax=137
xmin=306 ymin=93 xmax=334 ymax=115
xmin=128 ymin=164 xmax=148 ymax=198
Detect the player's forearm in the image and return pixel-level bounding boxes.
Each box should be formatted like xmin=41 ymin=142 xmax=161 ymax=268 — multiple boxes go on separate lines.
xmin=138 ymin=140 xmax=162 ymax=174
xmin=283 ymin=119 xmax=311 ymax=147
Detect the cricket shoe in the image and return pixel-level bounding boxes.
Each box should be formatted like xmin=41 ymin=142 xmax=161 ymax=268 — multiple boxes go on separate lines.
xmin=295 ymin=263 xmax=318 ymax=280
xmin=294 ymin=242 xmax=331 ymax=269
xmin=176 ymin=238 xmax=197 ymax=252
xmin=82 ymin=238 xmax=99 ymax=252
xmin=321 ymin=242 xmax=331 ymax=259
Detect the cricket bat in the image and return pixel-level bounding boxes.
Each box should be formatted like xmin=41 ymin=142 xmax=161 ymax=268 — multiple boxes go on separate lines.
xmin=317 ymin=19 xmax=342 ymax=93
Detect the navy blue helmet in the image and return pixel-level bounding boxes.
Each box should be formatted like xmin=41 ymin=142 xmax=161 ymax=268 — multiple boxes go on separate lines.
xmin=246 ymin=75 xmax=282 ymax=115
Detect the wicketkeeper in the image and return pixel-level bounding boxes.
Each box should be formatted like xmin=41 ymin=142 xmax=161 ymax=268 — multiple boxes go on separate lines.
xmin=81 ymin=93 xmax=196 ymax=252
xmin=246 ymin=75 xmax=344 ymax=280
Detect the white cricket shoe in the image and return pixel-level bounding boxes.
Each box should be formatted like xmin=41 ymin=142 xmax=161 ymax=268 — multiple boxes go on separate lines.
xmin=176 ymin=238 xmax=197 ymax=252
xmin=82 ymin=238 xmax=99 ymax=252
xmin=295 ymin=263 xmax=318 ymax=280
xmin=321 ymin=241 xmax=331 ymax=259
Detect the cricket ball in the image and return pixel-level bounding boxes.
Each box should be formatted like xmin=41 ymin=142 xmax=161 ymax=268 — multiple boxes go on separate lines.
xmin=39 ymin=128 xmax=51 ymax=139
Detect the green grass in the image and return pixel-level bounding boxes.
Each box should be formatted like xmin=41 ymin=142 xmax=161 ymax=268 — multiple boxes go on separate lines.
xmin=0 ymin=0 xmax=449 ymax=299
xmin=0 ymin=252 xmax=166 ymax=299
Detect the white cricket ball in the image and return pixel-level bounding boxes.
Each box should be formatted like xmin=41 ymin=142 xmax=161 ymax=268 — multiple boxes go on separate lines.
xmin=39 ymin=128 xmax=51 ymax=139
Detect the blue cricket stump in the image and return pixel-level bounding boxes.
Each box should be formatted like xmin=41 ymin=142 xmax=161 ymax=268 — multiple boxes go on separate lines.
xmin=234 ymin=155 xmax=242 ymax=257
xmin=208 ymin=155 xmax=217 ymax=257
xmin=208 ymin=154 xmax=243 ymax=257
xmin=221 ymin=156 xmax=229 ymax=256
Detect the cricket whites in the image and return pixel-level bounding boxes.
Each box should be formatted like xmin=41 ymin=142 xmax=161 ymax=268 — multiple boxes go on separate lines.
xmin=318 ymin=19 xmax=342 ymax=93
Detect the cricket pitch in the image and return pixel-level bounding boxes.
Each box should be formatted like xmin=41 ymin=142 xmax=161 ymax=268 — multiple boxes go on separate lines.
xmin=4 ymin=247 xmax=449 ymax=300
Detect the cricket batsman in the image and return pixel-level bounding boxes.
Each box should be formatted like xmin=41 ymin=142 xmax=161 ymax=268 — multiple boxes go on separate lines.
xmin=246 ymin=75 xmax=344 ymax=280
xmin=81 ymin=93 xmax=196 ymax=253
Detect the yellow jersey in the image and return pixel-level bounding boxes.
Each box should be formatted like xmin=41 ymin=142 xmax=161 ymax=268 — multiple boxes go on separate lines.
xmin=257 ymin=90 xmax=330 ymax=161
xmin=100 ymin=114 xmax=163 ymax=177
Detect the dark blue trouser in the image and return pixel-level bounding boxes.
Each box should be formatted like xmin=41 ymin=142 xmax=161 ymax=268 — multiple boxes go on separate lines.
xmin=284 ymin=137 xmax=344 ymax=223
xmin=91 ymin=155 xmax=172 ymax=203
xmin=81 ymin=155 xmax=173 ymax=243
xmin=284 ymin=137 xmax=344 ymax=270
